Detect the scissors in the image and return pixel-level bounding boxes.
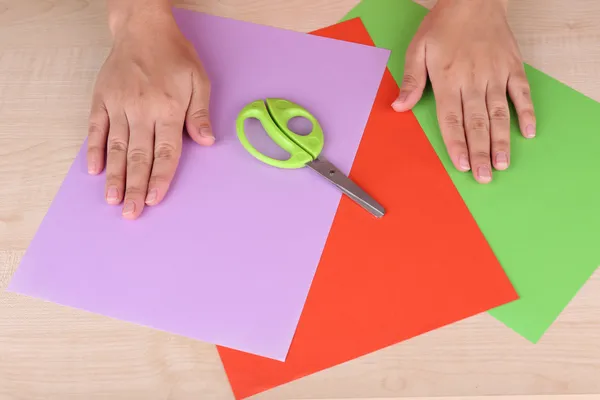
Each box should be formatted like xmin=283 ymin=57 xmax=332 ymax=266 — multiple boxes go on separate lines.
xmin=235 ymin=98 xmax=385 ymax=218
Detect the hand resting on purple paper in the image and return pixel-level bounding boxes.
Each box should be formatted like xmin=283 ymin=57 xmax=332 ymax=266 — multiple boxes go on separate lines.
xmin=86 ymin=0 xmax=214 ymax=220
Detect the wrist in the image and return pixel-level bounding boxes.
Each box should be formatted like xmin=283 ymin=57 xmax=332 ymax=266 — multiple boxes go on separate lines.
xmin=107 ymin=0 xmax=174 ymax=39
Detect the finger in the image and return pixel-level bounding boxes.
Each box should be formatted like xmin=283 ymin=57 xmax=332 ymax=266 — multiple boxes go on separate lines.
xmin=434 ymin=88 xmax=471 ymax=173
xmin=104 ymin=112 xmax=129 ymax=205
xmin=185 ymin=69 xmax=215 ymax=146
xmin=463 ymin=89 xmax=493 ymax=184
xmin=146 ymin=116 xmax=184 ymax=206
xmin=87 ymin=96 xmax=109 ymax=175
xmin=122 ymin=117 xmax=155 ymax=219
xmin=486 ymin=81 xmax=511 ymax=170
xmin=508 ymin=66 xmax=536 ymax=138
xmin=392 ymin=39 xmax=427 ymax=112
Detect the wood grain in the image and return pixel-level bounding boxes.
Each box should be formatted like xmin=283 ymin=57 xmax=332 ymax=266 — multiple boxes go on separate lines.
xmin=1 ymin=1 xmax=600 ymax=399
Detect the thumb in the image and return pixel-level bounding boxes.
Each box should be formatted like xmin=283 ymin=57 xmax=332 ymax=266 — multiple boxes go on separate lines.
xmin=392 ymin=40 xmax=427 ymax=112
xmin=186 ymin=71 xmax=215 ymax=146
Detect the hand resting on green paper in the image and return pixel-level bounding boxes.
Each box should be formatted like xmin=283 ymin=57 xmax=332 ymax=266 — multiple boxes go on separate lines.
xmin=392 ymin=0 xmax=536 ymax=184
xmin=86 ymin=0 xmax=537 ymax=220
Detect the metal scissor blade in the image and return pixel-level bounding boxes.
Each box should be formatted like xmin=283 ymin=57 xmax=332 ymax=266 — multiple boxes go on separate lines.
xmin=307 ymin=157 xmax=385 ymax=218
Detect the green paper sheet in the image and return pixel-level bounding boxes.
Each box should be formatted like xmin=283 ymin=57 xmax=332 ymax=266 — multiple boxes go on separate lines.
xmin=342 ymin=0 xmax=599 ymax=342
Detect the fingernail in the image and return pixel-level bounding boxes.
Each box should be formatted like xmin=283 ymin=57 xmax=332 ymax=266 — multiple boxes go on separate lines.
xmin=391 ymin=92 xmax=409 ymax=111
xmin=458 ymin=154 xmax=471 ymax=171
xmin=200 ymin=127 xmax=214 ymax=138
xmin=106 ymin=186 xmax=119 ymax=204
xmin=525 ymin=124 xmax=536 ymax=138
xmin=495 ymin=152 xmax=509 ymax=169
xmin=477 ymin=165 xmax=492 ymax=182
xmin=122 ymin=200 xmax=135 ymax=216
xmin=88 ymin=161 xmax=96 ymax=174
xmin=145 ymin=189 xmax=157 ymax=205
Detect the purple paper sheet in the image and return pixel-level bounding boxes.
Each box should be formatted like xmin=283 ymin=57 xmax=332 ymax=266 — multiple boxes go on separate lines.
xmin=7 ymin=9 xmax=389 ymax=361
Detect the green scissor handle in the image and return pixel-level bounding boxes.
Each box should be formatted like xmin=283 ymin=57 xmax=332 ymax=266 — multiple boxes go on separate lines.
xmin=235 ymin=98 xmax=325 ymax=169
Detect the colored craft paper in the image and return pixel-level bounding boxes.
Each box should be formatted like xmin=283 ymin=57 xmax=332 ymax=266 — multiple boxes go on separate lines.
xmin=6 ymin=10 xmax=390 ymax=361
xmin=343 ymin=0 xmax=600 ymax=342
xmin=217 ymin=19 xmax=518 ymax=400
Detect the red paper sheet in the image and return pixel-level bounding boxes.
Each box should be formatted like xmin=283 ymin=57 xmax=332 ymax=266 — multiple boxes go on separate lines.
xmin=217 ymin=18 xmax=518 ymax=400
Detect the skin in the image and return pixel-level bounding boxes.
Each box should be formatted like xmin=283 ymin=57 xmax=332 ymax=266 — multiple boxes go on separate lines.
xmin=87 ymin=0 xmax=213 ymax=219
xmin=392 ymin=0 xmax=536 ymax=184
xmin=88 ymin=0 xmax=536 ymax=219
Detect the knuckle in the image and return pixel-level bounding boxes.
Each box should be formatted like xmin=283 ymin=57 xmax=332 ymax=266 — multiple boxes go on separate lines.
xmin=87 ymin=144 xmax=104 ymax=155
xmin=189 ymin=108 xmax=210 ymax=121
xmin=470 ymin=150 xmax=491 ymax=162
xmin=401 ymin=73 xmax=419 ymax=89
xmin=489 ymin=104 xmax=510 ymax=120
xmin=127 ymin=148 xmax=151 ymax=168
xmin=106 ymin=173 xmax=125 ymax=184
xmin=108 ymin=138 xmax=128 ymax=153
xmin=519 ymin=108 xmax=535 ymax=121
xmin=161 ymin=91 xmax=176 ymax=103
xmin=511 ymin=76 xmax=531 ymax=98
xmin=442 ymin=60 xmax=454 ymax=72
xmin=520 ymin=86 xmax=532 ymax=100
xmin=135 ymin=88 xmax=149 ymax=101
xmin=154 ymin=141 xmax=180 ymax=162
xmin=124 ymin=186 xmax=146 ymax=198
xmin=149 ymin=174 xmax=170 ymax=188
xmin=445 ymin=139 xmax=468 ymax=153
xmin=519 ymin=106 xmax=534 ymax=115
xmin=88 ymin=121 xmax=105 ymax=137
xmin=157 ymin=117 xmax=183 ymax=132
xmin=492 ymin=139 xmax=510 ymax=150
xmin=467 ymin=113 xmax=489 ymax=132
xmin=443 ymin=112 xmax=463 ymax=129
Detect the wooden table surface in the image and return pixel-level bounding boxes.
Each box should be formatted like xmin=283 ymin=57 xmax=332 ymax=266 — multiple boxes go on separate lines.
xmin=1 ymin=0 xmax=599 ymax=399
